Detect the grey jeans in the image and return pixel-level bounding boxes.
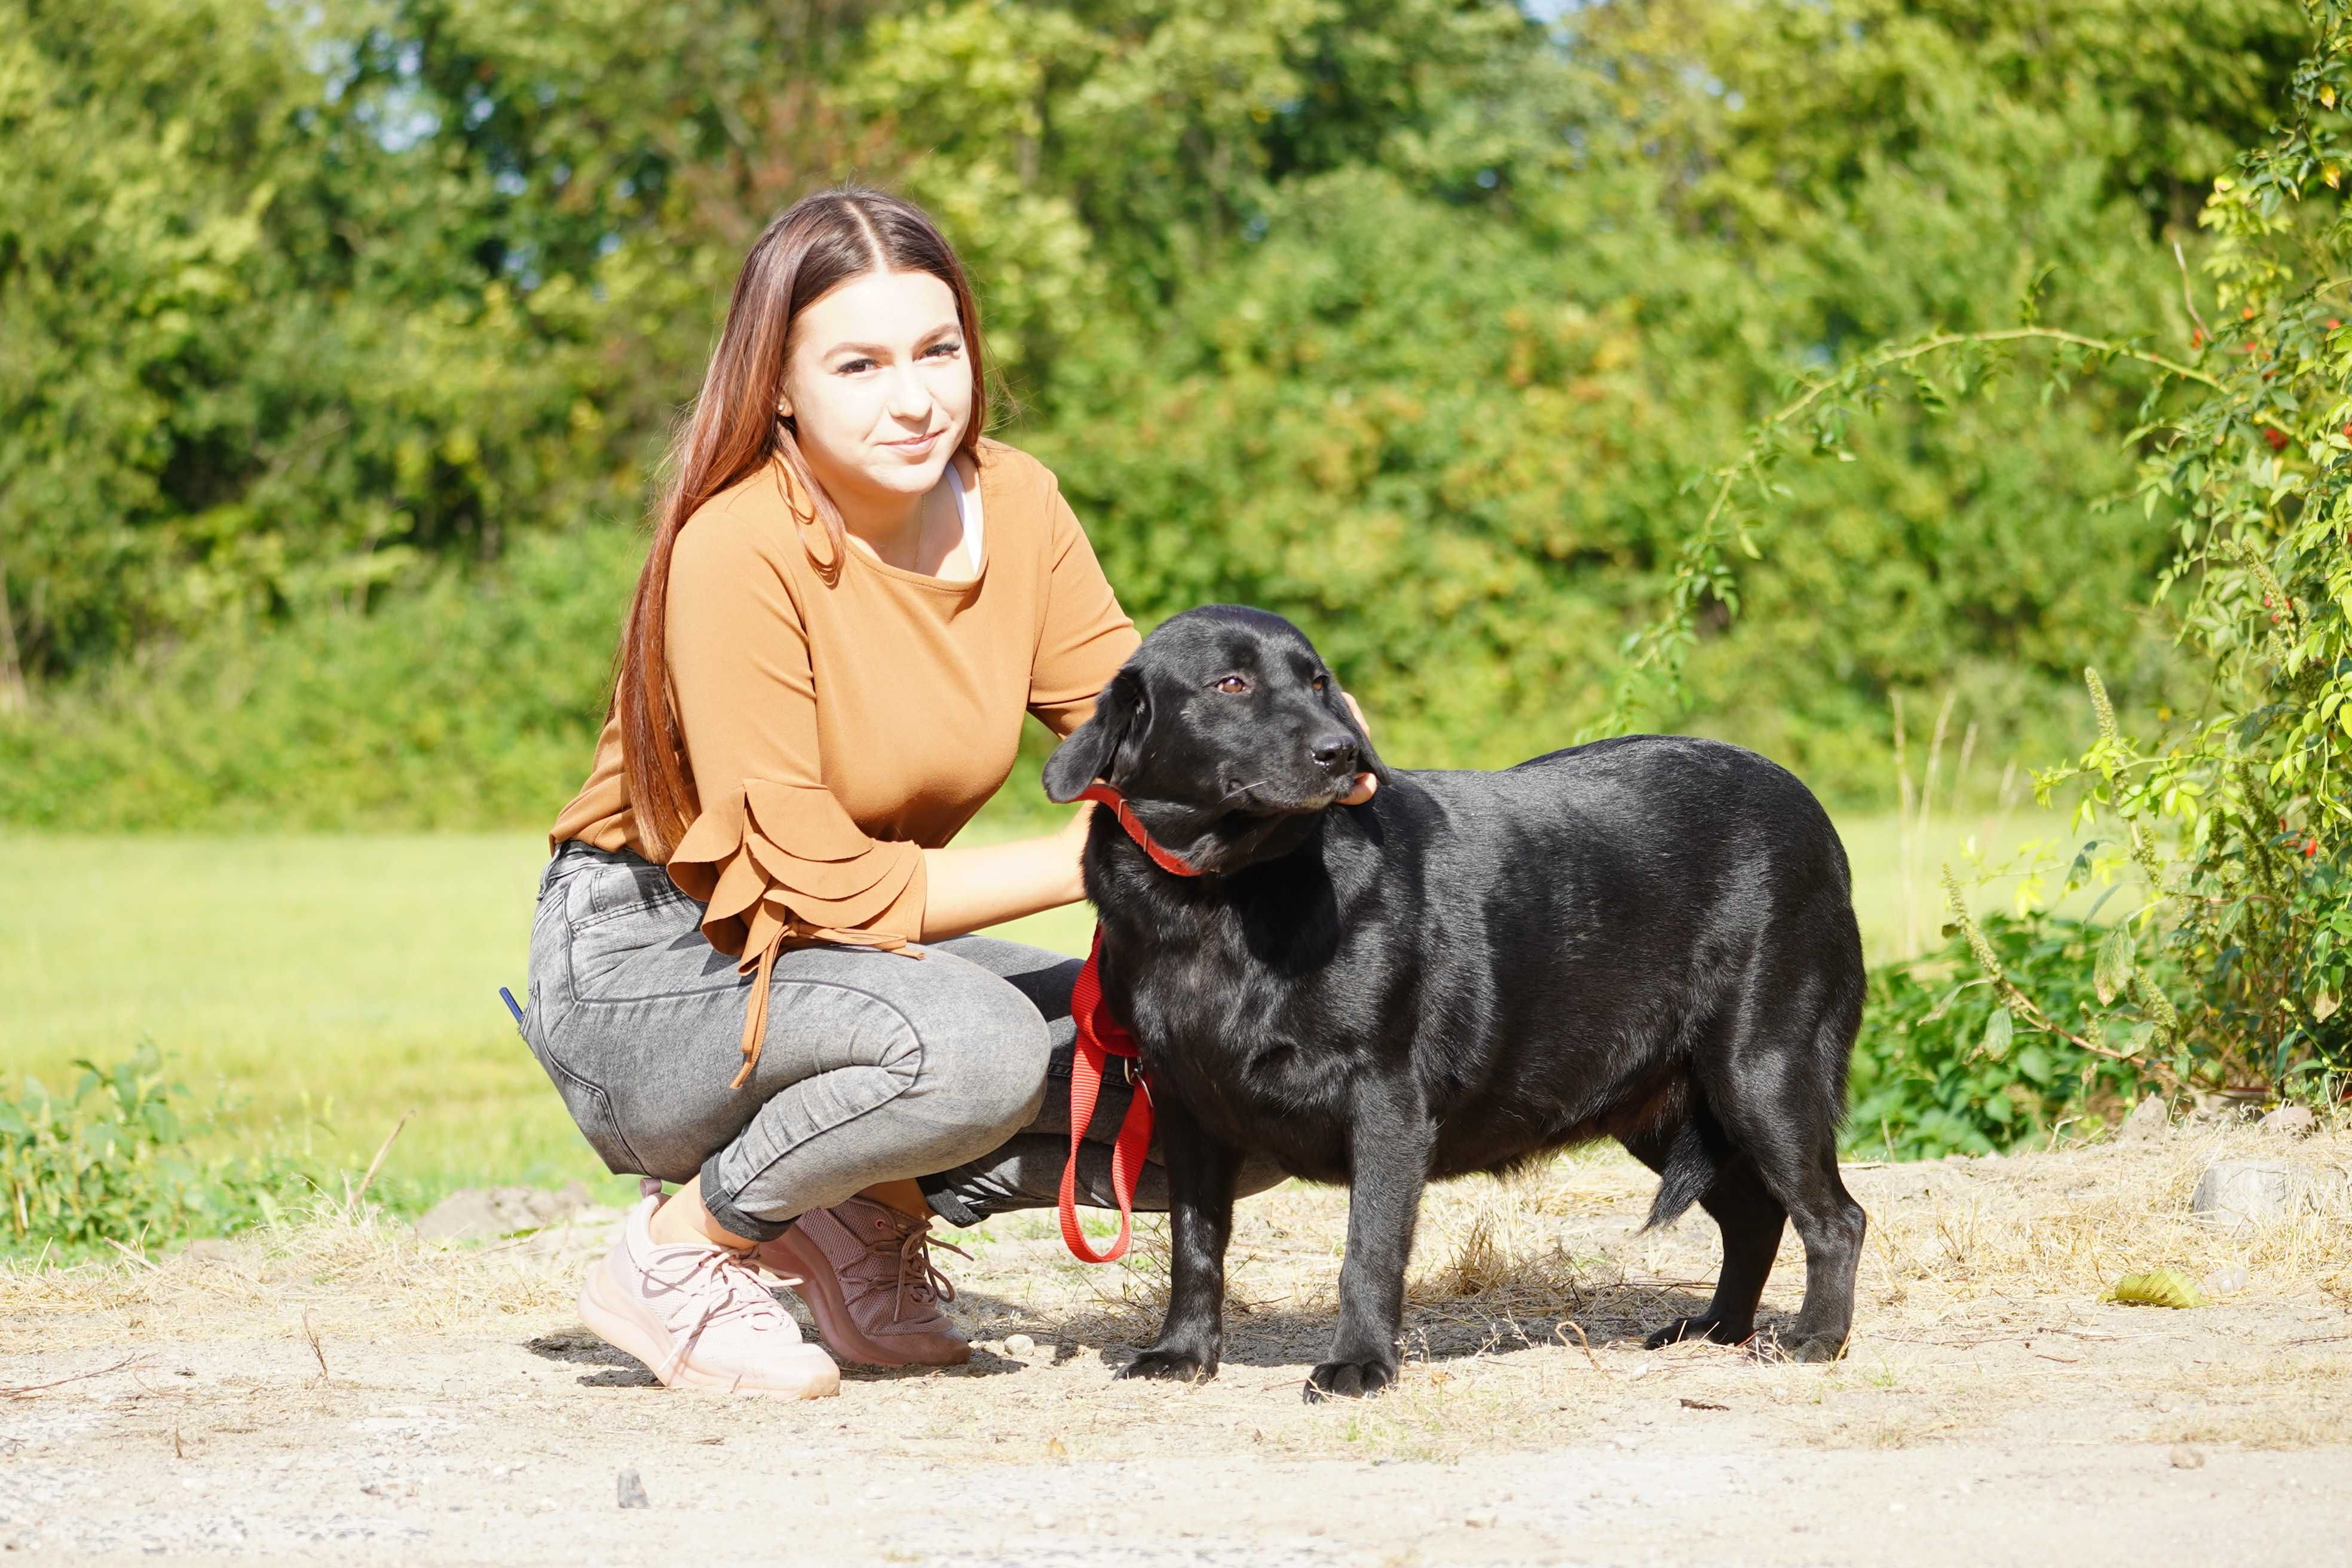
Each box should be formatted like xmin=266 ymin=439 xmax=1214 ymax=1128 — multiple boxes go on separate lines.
xmin=522 ymin=840 xmax=1286 ymax=1240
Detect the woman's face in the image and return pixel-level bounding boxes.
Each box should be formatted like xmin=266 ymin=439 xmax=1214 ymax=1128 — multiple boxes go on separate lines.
xmin=778 ymin=267 xmax=972 ymax=513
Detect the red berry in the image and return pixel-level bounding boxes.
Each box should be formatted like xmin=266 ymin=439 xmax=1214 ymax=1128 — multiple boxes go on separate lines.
xmin=2264 ymin=426 xmax=2290 ymax=450
xmin=2305 ymin=838 xmax=2320 ymax=857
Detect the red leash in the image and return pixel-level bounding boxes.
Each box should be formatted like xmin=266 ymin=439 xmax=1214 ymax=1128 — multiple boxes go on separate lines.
xmin=1057 ymin=783 xmax=1202 ymax=1263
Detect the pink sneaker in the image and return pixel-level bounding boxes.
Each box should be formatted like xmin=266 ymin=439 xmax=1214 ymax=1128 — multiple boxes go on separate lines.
xmin=754 ymin=1197 xmax=973 ymax=1368
xmin=577 ymin=1194 xmax=840 ymax=1397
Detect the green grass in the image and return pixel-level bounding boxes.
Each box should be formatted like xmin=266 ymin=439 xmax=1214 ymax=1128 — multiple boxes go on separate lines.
xmin=0 ymin=807 xmax=2080 ymax=1207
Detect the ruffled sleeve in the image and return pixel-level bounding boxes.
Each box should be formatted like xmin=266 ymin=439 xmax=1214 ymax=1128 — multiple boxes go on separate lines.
xmin=664 ymin=501 xmax=930 ymax=1088
xmin=669 ymin=779 xmax=927 ymax=962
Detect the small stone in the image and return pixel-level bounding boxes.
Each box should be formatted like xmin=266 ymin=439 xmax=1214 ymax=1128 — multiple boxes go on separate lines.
xmin=1003 ymin=1334 xmax=1036 ymax=1358
xmin=2189 ymin=1092 xmax=2258 ymax=1126
xmin=2201 ymin=1264 xmax=2249 ymax=1296
xmin=617 ymin=1468 xmax=648 ymax=1509
xmin=416 ymin=1184 xmax=593 ymax=1243
xmin=2170 ymin=1444 xmax=2205 ymax=1470
xmin=2117 ymin=1095 xmax=2171 ymax=1142
xmin=2192 ymin=1160 xmax=2298 ymax=1236
xmin=2259 ymin=1104 xmax=2318 ymax=1139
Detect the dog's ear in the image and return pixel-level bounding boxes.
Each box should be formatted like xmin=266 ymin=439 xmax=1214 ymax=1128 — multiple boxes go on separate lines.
xmin=1043 ymin=666 xmax=1150 ymax=803
xmin=1327 ymin=678 xmax=1392 ymax=787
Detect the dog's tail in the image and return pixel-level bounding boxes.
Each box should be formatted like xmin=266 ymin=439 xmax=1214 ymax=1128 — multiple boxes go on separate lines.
xmin=1641 ymin=1113 xmax=1724 ymax=1232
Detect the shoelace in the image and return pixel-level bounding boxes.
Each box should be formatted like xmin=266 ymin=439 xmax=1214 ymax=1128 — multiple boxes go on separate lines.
xmin=642 ymin=1244 xmax=794 ymax=1383
xmin=850 ymin=1216 xmax=972 ymax=1324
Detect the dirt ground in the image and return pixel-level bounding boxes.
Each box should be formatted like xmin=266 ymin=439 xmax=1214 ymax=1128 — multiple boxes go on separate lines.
xmin=5 ymin=1125 xmax=2348 ymax=1567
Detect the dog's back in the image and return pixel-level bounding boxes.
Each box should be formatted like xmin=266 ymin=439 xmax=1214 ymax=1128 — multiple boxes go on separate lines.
xmin=1313 ymin=734 xmax=1862 ymax=1188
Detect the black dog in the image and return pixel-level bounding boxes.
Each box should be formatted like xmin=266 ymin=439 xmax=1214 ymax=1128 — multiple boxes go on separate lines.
xmin=1042 ymin=605 xmax=1869 ymax=1401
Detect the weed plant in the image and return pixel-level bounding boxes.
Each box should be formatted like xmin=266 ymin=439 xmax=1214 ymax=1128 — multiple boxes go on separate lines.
xmin=0 ymin=1044 xmax=315 ymax=1257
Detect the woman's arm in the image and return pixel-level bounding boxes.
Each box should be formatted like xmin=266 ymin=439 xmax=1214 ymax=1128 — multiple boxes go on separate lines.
xmin=916 ymin=801 xmax=1096 ymax=940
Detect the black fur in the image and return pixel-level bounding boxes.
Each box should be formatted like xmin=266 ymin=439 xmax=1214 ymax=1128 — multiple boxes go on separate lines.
xmin=1043 ymin=605 xmax=1870 ymax=1400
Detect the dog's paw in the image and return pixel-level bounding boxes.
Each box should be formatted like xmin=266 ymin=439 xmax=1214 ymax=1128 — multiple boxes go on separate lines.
xmin=1777 ymin=1331 xmax=1849 ymax=1364
xmin=1643 ymin=1315 xmax=1753 ymax=1350
xmin=1747 ymin=1327 xmax=1848 ymax=1364
xmin=1302 ymin=1357 xmax=1396 ymax=1402
xmin=1116 ymin=1346 xmax=1217 ymax=1384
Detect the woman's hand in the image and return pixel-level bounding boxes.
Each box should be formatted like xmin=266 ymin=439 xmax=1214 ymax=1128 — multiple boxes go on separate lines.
xmin=1340 ymin=690 xmax=1378 ymax=805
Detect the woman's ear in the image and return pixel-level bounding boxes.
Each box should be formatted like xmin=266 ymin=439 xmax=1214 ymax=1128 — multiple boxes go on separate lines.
xmin=1043 ymin=667 xmax=1146 ymax=803
xmin=1328 ymin=679 xmax=1392 ymax=786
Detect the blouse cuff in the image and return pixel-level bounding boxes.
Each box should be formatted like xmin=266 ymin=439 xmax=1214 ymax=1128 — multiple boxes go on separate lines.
xmin=669 ymin=779 xmax=927 ymax=957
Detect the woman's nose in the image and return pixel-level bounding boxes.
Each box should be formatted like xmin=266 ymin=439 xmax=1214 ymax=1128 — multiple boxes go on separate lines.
xmin=885 ymin=362 xmax=932 ymax=421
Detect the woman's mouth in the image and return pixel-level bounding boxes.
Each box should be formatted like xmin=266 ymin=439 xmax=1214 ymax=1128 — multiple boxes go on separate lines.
xmin=884 ymin=428 xmax=941 ymax=452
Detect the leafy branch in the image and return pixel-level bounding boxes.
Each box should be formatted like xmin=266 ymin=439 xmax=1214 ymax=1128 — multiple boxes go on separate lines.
xmin=1587 ymin=327 xmax=2225 ymax=742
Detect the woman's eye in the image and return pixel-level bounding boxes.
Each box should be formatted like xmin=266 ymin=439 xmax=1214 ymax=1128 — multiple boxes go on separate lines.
xmin=926 ymin=340 xmax=963 ymax=359
xmin=1214 ymin=675 xmax=1249 ymax=695
xmin=838 ymin=358 xmax=876 ymax=375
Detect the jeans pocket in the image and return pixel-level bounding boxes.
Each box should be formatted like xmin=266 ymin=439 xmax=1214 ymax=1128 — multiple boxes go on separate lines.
xmin=574 ymin=856 xmax=690 ymax=928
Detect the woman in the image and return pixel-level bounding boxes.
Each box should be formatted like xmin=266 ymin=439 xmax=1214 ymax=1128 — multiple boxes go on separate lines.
xmin=523 ymin=187 xmax=1370 ymax=1397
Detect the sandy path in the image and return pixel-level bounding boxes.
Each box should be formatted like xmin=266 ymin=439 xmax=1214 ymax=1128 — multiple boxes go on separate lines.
xmin=5 ymin=1131 xmax=2347 ymax=1565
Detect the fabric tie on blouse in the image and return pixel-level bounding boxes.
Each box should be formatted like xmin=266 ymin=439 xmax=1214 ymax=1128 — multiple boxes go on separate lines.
xmin=669 ymin=779 xmax=929 ymax=1089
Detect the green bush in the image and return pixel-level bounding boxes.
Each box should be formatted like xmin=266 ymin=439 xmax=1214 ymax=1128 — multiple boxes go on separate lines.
xmin=1847 ymin=914 xmax=2159 ymax=1159
xmin=0 ymin=1044 xmax=313 ymax=1255
xmin=0 ymin=525 xmax=639 ymax=831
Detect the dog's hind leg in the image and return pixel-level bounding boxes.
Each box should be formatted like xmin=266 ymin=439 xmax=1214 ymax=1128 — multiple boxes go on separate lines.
xmin=1696 ymin=985 xmax=1868 ymax=1362
xmin=1118 ymin=1095 xmax=1242 ymax=1385
xmin=1621 ymin=1129 xmax=1787 ymax=1349
xmin=1659 ymin=1163 xmax=1786 ymax=1348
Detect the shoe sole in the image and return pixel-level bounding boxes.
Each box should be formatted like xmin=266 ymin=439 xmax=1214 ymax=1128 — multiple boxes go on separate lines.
xmin=578 ymin=1264 xmax=840 ymax=1398
xmin=766 ymin=1230 xmax=972 ymax=1369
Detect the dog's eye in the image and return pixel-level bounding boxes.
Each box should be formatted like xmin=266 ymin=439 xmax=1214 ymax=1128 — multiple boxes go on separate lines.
xmin=1312 ymin=673 xmax=1328 ymax=692
xmin=1212 ymin=675 xmax=1250 ymax=695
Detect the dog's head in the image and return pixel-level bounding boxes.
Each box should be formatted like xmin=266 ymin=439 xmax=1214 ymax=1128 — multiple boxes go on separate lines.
xmin=1043 ymin=605 xmax=1390 ymax=874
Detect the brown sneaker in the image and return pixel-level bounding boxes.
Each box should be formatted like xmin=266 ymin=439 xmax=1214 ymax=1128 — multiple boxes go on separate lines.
xmin=754 ymin=1196 xmax=973 ymax=1367
xmin=577 ymin=1193 xmax=840 ymax=1397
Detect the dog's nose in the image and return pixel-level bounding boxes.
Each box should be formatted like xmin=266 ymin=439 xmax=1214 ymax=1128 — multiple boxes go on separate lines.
xmin=1309 ymin=733 xmax=1358 ymax=771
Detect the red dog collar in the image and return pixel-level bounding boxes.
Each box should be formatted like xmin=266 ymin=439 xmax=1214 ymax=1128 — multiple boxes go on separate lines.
xmin=1075 ymin=782 xmax=1206 ymax=878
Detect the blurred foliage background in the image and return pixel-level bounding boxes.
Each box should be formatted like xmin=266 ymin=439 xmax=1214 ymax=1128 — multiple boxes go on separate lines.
xmin=0 ymin=0 xmax=2311 ymax=825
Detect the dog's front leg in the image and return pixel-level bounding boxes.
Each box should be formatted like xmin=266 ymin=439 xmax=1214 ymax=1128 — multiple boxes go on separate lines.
xmin=1117 ymin=1092 xmax=1239 ymax=1384
xmin=1307 ymin=1072 xmax=1433 ymax=1402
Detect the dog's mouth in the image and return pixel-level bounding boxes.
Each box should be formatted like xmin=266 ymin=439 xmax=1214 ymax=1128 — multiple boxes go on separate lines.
xmin=1213 ymin=768 xmax=1354 ymax=818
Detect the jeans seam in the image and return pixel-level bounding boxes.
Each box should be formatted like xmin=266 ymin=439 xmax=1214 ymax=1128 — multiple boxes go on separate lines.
xmin=543 ymin=1053 xmax=648 ymax=1174
xmin=706 ymin=1003 xmax=929 ymax=1223
xmin=570 ymin=890 xmax=693 ymax=931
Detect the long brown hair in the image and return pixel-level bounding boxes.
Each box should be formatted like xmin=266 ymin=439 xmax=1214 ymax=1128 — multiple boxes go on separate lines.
xmin=615 ymin=186 xmax=990 ymax=858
